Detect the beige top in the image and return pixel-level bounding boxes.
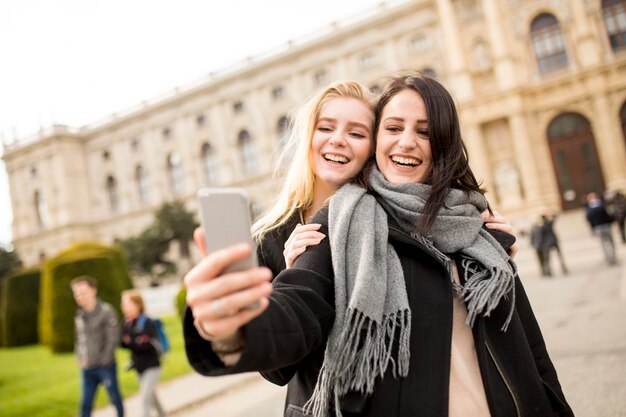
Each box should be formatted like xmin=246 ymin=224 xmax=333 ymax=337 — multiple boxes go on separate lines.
xmin=449 ymin=262 xmax=492 ymax=417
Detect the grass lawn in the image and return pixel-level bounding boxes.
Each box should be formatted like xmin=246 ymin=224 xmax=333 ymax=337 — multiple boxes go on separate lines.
xmin=0 ymin=314 xmax=192 ymax=417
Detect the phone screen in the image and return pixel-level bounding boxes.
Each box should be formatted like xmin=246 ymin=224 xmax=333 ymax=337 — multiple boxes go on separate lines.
xmin=197 ymin=188 xmax=258 ymax=273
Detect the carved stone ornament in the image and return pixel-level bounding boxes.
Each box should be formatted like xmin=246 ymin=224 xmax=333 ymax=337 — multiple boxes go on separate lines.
xmin=454 ymin=0 xmax=483 ymax=23
xmin=509 ymin=0 xmax=572 ymax=38
xmin=472 ymin=40 xmax=493 ymax=71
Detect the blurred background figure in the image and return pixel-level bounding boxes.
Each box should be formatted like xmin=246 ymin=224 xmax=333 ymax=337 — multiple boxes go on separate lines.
xmin=530 ymin=213 xmax=568 ymax=277
xmin=121 ymin=290 xmax=167 ymax=417
xmin=71 ymin=276 xmax=124 ymax=417
xmin=530 ymin=216 xmax=547 ymax=277
xmin=585 ymin=192 xmax=617 ymax=266
xmin=608 ymin=191 xmax=626 ymax=244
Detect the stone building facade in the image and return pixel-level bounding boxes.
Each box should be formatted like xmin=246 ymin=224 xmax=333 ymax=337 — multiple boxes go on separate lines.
xmin=4 ymin=0 xmax=626 ymax=266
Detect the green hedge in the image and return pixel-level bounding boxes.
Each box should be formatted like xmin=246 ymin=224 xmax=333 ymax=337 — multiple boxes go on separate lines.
xmin=0 ymin=268 xmax=40 ymax=347
xmin=0 ymin=277 xmax=5 ymax=346
xmin=39 ymin=242 xmax=133 ymax=353
xmin=176 ymin=286 xmax=187 ymax=317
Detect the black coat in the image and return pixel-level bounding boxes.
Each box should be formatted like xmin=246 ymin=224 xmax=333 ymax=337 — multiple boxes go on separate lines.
xmin=585 ymin=204 xmax=613 ymax=228
xmin=121 ymin=316 xmax=161 ymax=374
xmin=184 ymin=209 xmax=573 ymax=417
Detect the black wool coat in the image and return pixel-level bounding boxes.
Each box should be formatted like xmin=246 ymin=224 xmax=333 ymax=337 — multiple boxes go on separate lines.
xmin=184 ymin=208 xmax=573 ymax=417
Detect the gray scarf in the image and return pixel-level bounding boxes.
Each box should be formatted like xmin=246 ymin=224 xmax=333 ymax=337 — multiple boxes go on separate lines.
xmin=304 ymin=167 xmax=517 ymax=417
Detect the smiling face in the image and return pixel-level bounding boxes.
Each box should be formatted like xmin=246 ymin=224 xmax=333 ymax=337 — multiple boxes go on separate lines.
xmin=375 ymin=89 xmax=432 ymax=184
xmin=310 ymin=97 xmax=374 ymax=191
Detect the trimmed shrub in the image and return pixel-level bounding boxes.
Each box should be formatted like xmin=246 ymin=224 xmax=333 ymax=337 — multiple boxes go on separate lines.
xmin=176 ymin=286 xmax=187 ymax=317
xmin=0 ymin=268 xmax=40 ymax=346
xmin=39 ymin=242 xmax=133 ymax=353
xmin=0 ymin=277 xmax=5 ymax=346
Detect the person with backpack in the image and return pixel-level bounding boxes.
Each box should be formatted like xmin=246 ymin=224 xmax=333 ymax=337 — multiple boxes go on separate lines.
xmin=120 ymin=289 xmax=167 ymax=417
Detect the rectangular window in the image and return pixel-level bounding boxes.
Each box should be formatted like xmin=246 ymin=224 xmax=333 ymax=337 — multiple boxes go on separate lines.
xmin=272 ymin=86 xmax=284 ymax=100
xmin=410 ymin=34 xmax=431 ymax=54
xmin=360 ymin=52 xmax=377 ymax=70
xmin=241 ymin=142 xmax=258 ymax=174
xmin=314 ymin=70 xmax=327 ymax=87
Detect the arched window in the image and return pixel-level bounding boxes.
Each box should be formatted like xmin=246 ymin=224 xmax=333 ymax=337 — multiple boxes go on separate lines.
xmin=106 ymin=176 xmax=119 ymax=212
xmin=277 ymin=116 xmax=290 ymax=145
xmin=34 ymin=190 xmax=49 ymax=228
xmin=201 ymin=142 xmax=220 ymax=184
xmin=238 ymin=130 xmax=258 ymax=174
xmin=167 ymin=152 xmax=185 ymax=195
xmin=603 ymin=0 xmax=626 ymax=52
xmin=421 ymin=67 xmax=438 ymax=79
xmin=547 ymin=113 xmax=591 ymax=140
xmin=136 ymin=165 xmax=151 ymax=203
xmin=530 ymin=13 xmax=569 ymax=74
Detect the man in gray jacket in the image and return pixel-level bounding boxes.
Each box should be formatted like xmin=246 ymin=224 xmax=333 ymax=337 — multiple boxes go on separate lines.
xmin=71 ymin=275 xmax=124 ymax=417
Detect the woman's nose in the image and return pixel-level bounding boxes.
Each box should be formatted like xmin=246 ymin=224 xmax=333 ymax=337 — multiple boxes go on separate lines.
xmin=329 ymin=130 xmax=347 ymax=147
xmin=397 ymin=131 xmax=417 ymax=150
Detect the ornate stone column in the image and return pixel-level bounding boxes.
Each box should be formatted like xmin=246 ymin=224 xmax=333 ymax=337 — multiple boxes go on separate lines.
xmin=570 ymin=0 xmax=601 ymax=67
xmin=462 ymin=122 xmax=494 ymax=197
xmin=509 ymin=113 xmax=543 ymax=205
xmin=593 ymin=94 xmax=626 ymax=190
xmin=480 ymin=0 xmax=517 ymax=89
xmin=435 ymin=0 xmax=473 ymax=100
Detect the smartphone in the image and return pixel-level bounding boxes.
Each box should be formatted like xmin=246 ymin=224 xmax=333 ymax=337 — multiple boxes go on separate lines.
xmin=197 ymin=188 xmax=258 ymax=274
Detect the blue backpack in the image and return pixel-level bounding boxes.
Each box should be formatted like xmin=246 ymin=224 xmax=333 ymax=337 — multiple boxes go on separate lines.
xmin=136 ymin=315 xmax=170 ymax=356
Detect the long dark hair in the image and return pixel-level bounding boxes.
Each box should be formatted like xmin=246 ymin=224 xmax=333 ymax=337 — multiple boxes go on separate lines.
xmin=373 ymin=72 xmax=487 ymax=233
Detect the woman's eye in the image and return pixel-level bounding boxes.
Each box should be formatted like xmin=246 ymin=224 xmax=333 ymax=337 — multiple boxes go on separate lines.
xmin=349 ymin=131 xmax=366 ymax=139
xmin=318 ymin=126 xmax=333 ymax=133
xmin=417 ymin=129 xmax=429 ymax=138
xmin=386 ymin=125 xmax=402 ymax=133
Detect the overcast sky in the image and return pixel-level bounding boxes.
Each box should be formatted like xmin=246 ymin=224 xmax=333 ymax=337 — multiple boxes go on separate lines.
xmin=0 ymin=0 xmax=390 ymax=247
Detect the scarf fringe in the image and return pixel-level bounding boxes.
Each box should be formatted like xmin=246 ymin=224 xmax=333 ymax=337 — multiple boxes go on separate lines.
xmin=412 ymin=231 xmax=517 ymax=332
xmin=461 ymin=257 xmax=517 ymax=331
xmin=304 ymin=308 xmax=411 ymax=417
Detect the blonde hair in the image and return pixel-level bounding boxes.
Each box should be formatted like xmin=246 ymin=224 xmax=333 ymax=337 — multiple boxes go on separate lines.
xmin=122 ymin=289 xmax=145 ymax=314
xmin=252 ymin=80 xmax=374 ymax=243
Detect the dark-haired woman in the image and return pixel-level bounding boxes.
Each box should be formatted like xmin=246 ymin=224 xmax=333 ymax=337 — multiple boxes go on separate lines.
xmin=182 ymin=73 xmax=572 ymax=417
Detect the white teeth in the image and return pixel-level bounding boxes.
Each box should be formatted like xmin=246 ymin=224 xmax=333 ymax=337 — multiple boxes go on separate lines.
xmin=391 ymin=156 xmax=419 ymax=166
xmin=324 ymin=154 xmax=349 ymax=164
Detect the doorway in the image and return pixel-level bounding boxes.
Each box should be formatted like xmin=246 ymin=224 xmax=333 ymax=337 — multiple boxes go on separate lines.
xmin=547 ymin=112 xmax=606 ymax=210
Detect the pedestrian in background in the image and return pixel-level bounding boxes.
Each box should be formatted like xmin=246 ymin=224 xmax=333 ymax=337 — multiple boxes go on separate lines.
xmin=529 ymin=215 xmax=550 ymax=277
xmin=121 ymin=289 xmax=167 ymax=417
xmin=539 ymin=212 xmax=568 ymax=277
xmin=529 ymin=216 xmax=548 ymax=276
xmin=609 ymin=191 xmax=626 ymax=244
xmin=585 ymin=192 xmax=617 ymax=266
xmin=71 ymin=276 xmax=124 ymax=417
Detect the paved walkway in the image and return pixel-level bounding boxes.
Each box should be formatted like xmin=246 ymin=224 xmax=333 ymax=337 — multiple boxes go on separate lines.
xmin=94 ymin=209 xmax=626 ymax=417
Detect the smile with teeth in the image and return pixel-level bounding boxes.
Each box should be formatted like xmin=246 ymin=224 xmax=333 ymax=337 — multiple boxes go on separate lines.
xmin=323 ymin=153 xmax=349 ymax=164
xmin=391 ymin=155 xmax=420 ymax=167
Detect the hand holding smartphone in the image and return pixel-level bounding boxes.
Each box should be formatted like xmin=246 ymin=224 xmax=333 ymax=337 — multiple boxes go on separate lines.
xmin=197 ymin=188 xmax=258 ymax=274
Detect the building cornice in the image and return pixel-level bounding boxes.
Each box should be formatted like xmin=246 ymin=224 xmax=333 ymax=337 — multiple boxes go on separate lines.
xmin=5 ymin=0 xmax=422 ymax=150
